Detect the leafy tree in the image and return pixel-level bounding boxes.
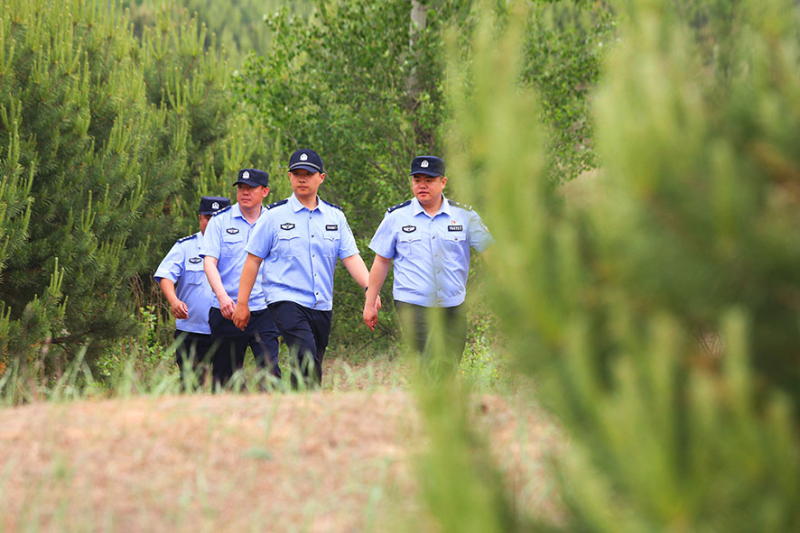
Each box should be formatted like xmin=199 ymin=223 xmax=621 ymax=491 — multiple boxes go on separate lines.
xmin=234 ymin=0 xmax=612 ymax=347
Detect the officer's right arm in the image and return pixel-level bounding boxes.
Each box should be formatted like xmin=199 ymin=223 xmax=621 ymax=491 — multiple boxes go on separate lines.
xmin=159 ymin=278 xmax=189 ymax=319
xmin=204 ymin=256 xmax=235 ymax=318
xmin=363 ymin=255 xmax=391 ymax=331
xmin=233 ymin=253 xmax=263 ymax=331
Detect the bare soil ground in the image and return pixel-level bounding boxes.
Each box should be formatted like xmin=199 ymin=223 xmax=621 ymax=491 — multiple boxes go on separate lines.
xmin=0 ymin=359 xmax=564 ymax=532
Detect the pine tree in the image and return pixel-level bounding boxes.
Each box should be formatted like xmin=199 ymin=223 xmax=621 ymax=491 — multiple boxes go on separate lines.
xmin=0 ymin=0 xmax=268 ymax=377
xmin=442 ymin=0 xmax=800 ymax=529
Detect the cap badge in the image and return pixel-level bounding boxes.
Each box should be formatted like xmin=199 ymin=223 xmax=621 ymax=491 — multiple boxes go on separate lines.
xmin=421 ymin=160 xmax=429 ymax=168
xmin=300 ymin=153 xmax=308 ymax=161
xmin=243 ymin=171 xmax=250 ymax=180
xmin=212 ymin=202 xmax=220 ymax=210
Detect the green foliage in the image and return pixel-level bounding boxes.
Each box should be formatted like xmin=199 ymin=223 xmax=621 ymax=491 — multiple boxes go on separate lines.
xmin=125 ymin=0 xmax=313 ymax=64
xmin=439 ymin=0 xmax=800 ymax=529
xmin=522 ymin=0 xmax=615 ymax=181
xmin=0 ymin=0 xmax=268 ymax=381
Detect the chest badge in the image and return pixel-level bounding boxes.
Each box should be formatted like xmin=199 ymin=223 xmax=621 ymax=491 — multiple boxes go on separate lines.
xmin=448 ymin=225 xmax=463 ymax=232
xmin=402 ymin=225 xmax=417 ymax=233
xmin=326 ymin=224 xmax=338 ymax=231
xmin=280 ymin=223 xmax=296 ymax=231
xmin=226 ymin=228 xmax=239 ymax=235
xmin=188 ymin=257 xmax=202 ymax=264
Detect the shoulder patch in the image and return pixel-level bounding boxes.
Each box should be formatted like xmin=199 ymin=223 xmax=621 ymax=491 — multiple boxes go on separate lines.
xmin=212 ymin=205 xmax=231 ymax=216
xmin=387 ymin=200 xmax=412 ymax=213
xmin=321 ymin=199 xmax=343 ymax=211
xmin=266 ymin=199 xmax=289 ymax=210
xmin=177 ymin=234 xmax=197 ymax=243
xmin=449 ymin=200 xmax=475 ymax=212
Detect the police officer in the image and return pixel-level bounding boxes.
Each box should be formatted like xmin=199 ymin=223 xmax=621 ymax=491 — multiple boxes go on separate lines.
xmin=202 ymin=169 xmax=281 ymax=389
xmin=363 ymin=155 xmax=493 ymax=371
xmin=155 ymin=195 xmax=231 ymax=386
xmin=232 ymin=149 xmax=376 ymax=389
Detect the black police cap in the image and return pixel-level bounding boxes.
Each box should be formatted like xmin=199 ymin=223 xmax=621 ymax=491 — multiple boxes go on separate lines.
xmin=233 ymin=168 xmax=269 ymax=188
xmin=198 ymin=196 xmax=231 ymax=215
xmin=409 ymin=155 xmax=445 ymax=177
xmin=288 ymin=149 xmax=324 ymax=174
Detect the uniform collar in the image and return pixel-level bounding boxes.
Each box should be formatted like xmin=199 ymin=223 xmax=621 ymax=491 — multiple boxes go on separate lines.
xmin=232 ymin=202 xmax=265 ymax=222
xmin=412 ymin=194 xmax=450 ymax=217
xmin=290 ymin=193 xmax=323 ymax=213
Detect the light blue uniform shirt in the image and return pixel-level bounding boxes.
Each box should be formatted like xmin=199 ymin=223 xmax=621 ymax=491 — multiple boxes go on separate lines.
xmin=154 ymin=232 xmax=213 ymax=335
xmin=200 ymin=203 xmax=267 ymax=311
xmin=245 ymin=194 xmax=360 ymax=311
xmin=369 ymin=195 xmax=493 ymax=308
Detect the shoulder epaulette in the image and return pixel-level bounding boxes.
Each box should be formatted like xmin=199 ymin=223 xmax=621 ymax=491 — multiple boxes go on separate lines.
xmin=177 ymin=234 xmax=197 ymax=243
xmin=212 ymin=205 xmax=231 ymax=216
xmin=266 ymin=199 xmax=289 ymax=210
xmin=449 ymin=200 xmax=475 ymax=212
xmin=321 ymin=199 xmax=343 ymax=211
xmin=387 ymin=200 xmax=412 ymax=213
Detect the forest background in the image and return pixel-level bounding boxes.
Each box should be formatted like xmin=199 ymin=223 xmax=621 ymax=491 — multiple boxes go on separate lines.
xmin=1 ymin=0 xmax=799 ymax=530
xmin=0 ymin=0 xmax=611 ymax=377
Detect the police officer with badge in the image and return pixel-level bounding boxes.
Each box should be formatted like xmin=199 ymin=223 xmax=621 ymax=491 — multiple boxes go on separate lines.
xmin=232 ymin=149 xmax=376 ymax=389
xmin=363 ymin=155 xmax=493 ymax=371
xmin=202 ymin=169 xmax=281 ymax=389
xmin=155 ymin=195 xmax=231 ymax=386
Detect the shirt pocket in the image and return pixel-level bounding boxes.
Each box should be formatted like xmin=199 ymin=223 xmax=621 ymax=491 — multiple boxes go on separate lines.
xmin=277 ymin=230 xmax=302 ymax=257
xmin=222 ymin=232 xmax=244 ymax=254
xmin=185 ymin=260 xmax=205 ymax=285
xmin=442 ymin=232 xmax=469 ymax=259
xmin=397 ymin=234 xmax=423 ymax=259
xmin=322 ymin=232 xmax=340 ymax=258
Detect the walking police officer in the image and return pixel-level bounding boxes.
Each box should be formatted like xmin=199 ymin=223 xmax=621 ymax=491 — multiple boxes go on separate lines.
xmin=232 ymin=149 xmax=376 ymax=389
xmin=155 ymin=195 xmax=230 ymax=386
xmin=202 ymin=169 xmax=281 ymax=389
xmin=363 ymin=155 xmax=493 ymax=371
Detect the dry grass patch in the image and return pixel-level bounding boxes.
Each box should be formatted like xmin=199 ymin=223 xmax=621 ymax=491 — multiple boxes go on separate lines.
xmin=0 ymin=387 xmax=563 ymax=532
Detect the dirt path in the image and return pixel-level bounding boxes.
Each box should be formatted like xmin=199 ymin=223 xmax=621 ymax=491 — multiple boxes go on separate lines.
xmin=0 ymin=390 xmax=562 ymax=532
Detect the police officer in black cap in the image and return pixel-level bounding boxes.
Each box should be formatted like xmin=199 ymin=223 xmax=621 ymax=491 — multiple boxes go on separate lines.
xmin=155 ymin=195 xmax=231 ymax=386
xmin=201 ymin=169 xmax=282 ymax=389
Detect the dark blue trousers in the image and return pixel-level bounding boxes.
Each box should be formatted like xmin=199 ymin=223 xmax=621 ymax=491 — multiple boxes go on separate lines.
xmin=173 ymin=330 xmax=217 ymax=387
xmin=394 ymin=301 xmax=467 ymax=371
xmin=208 ymin=307 xmax=281 ymax=388
xmin=268 ymin=301 xmax=332 ymax=390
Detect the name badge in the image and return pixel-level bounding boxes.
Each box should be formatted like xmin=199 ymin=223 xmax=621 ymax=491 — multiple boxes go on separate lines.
xmin=402 ymin=225 xmax=417 ymax=233
xmin=226 ymin=228 xmax=239 ymax=235
xmin=448 ymin=225 xmax=463 ymax=232
xmin=326 ymin=224 xmax=338 ymax=231
xmin=280 ymin=223 xmax=295 ymax=231
xmin=188 ymin=257 xmax=202 ymax=264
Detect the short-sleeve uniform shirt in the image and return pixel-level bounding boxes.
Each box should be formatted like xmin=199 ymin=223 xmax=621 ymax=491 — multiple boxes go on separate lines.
xmin=369 ymin=195 xmax=493 ymax=308
xmin=154 ymin=232 xmax=213 ymax=335
xmin=245 ymin=194 xmax=360 ymax=311
xmin=200 ymin=203 xmax=268 ymax=311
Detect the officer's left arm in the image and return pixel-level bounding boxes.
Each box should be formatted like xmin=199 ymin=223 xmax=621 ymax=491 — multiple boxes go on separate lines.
xmin=342 ymin=254 xmax=371 ymax=291
xmin=468 ymin=210 xmax=494 ymax=253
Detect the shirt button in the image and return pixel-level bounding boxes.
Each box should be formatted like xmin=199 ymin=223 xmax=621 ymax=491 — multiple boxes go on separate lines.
xmin=432 ymin=236 xmax=436 ymax=239
xmin=312 ymin=254 xmax=315 ymax=258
